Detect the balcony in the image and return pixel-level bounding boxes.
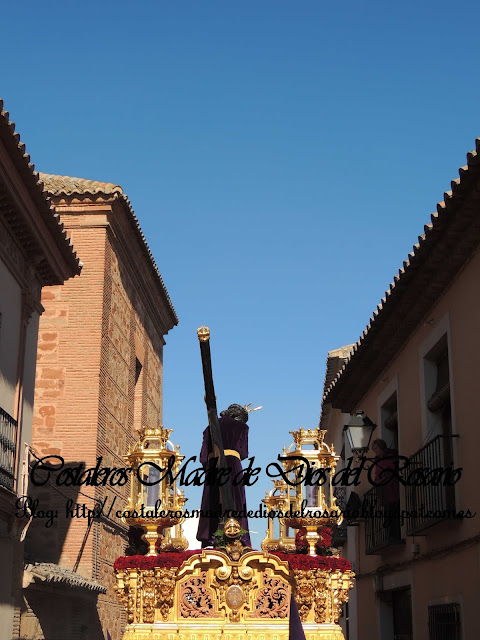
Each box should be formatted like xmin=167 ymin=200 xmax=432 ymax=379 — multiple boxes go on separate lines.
xmin=364 ymin=485 xmax=403 ymax=555
xmin=405 ymin=435 xmax=458 ymax=535
xmin=0 ymin=406 xmax=17 ymax=491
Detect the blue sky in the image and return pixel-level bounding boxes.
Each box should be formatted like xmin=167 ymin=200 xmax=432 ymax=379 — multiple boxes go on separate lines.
xmin=3 ymin=1 xmax=480 ymax=547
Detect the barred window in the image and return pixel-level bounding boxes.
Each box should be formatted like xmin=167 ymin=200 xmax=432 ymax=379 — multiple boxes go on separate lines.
xmin=428 ymin=603 xmax=461 ymax=640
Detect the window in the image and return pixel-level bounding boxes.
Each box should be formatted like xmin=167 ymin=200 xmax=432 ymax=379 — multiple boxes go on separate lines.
xmin=423 ymin=333 xmax=455 ymax=476
xmin=428 ymin=603 xmax=461 ymax=640
xmin=424 ymin=334 xmax=452 ymax=440
xmin=406 ymin=333 xmax=457 ymax=533
xmin=381 ymin=391 xmax=398 ymax=450
xmin=0 ymin=406 xmax=17 ymax=491
xmin=133 ymin=357 xmax=144 ymax=433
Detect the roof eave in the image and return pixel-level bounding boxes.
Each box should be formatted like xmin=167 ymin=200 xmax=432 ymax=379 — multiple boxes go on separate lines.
xmin=116 ymin=193 xmax=178 ymax=328
xmin=323 ymin=138 xmax=480 ymax=412
xmin=40 ymin=181 xmax=178 ymax=332
xmin=0 ymin=101 xmax=82 ymax=281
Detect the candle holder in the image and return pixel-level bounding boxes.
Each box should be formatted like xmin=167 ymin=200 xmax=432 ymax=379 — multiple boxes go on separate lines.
xmin=280 ymin=428 xmax=342 ymax=555
xmin=123 ymin=425 xmax=186 ymax=555
xmin=261 ymin=479 xmax=296 ymax=552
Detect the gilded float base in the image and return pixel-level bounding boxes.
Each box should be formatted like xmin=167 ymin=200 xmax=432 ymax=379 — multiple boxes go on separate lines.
xmin=303 ymin=624 xmax=345 ymax=640
xmin=122 ymin=622 xmax=345 ymax=640
xmin=115 ymin=551 xmax=352 ymax=640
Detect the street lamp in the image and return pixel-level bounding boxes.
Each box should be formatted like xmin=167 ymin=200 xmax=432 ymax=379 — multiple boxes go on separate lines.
xmin=344 ymin=410 xmax=376 ymax=458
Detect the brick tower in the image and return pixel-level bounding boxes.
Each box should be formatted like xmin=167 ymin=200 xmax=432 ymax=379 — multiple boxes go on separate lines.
xmin=21 ymin=174 xmax=177 ymax=640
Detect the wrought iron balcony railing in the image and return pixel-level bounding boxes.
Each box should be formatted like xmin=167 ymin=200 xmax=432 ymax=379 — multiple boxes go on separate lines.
xmin=364 ymin=485 xmax=403 ymax=555
xmin=0 ymin=406 xmax=17 ymax=491
xmin=405 ymin=435 xmax=458 ymax=535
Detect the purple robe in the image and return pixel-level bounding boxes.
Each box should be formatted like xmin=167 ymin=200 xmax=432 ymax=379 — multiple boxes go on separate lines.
xmin=196 ymin=415 xmax=251 ymax=547
xmin=289 ymin=598 xmax=306 ymax=640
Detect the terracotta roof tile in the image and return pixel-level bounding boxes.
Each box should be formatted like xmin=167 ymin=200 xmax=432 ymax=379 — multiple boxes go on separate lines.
xmin=25 ymin=562 xmax=106 ymax=593
xmin=39 ymin=172 xmax=178 ymax=327
xmin=38 ymin=173 xmax=123 ymax=196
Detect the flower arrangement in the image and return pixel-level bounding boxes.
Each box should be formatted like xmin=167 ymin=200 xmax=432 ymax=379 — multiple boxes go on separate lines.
xmin=114 ymin=549 xmax=352 ymax=573
xmin=294 ymin=527 xmax=337 ymax=556
xmin=271 ymin=552 xmax=352 ymax=572
xmin=114 ymin=550 xmax=200 ymax=571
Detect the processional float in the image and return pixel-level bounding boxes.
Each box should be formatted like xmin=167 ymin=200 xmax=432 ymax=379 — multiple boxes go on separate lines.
xmin=113 ymin=328 xmax=354 ymax=640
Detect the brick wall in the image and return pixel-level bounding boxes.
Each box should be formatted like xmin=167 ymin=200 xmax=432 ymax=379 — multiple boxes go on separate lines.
xmin=29 ymin=204 xmax=166 ymax=640
xmin=31 ymin=218 xmax=105 ymax=574
xmin=96 ymin=229 xmax=165 ymax=638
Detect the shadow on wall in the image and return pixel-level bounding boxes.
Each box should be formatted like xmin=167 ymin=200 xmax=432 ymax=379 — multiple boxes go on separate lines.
xmin=18 ymin=459 xmax=109 ymax=640
xmin=19 ymin=587 xmax=105 ymax=640
xmin=24 ymin=460 xmax=86 ymax=565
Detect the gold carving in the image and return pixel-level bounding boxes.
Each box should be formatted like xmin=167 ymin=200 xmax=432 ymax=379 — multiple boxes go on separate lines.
xmin=142 ymin=570 xmax=156 ymax=623
xmin=331 ymin=572 xmax=354 ymax=623
xmin=290 ymin=568 xmax=355 ymax=625
xmin=122 ymin=569 xmax=139 ymax=624
xmin=158 ymin=535 xmax=189 ymax=553
xmin=290 ymin=428 xmax=327 ymax=450
xmin=224 ymin=518 xmax=242 ymax=539
xmin=225 ymin=539 xmax=246 ymax=562
xmin=293 ymin=570 xmax=315 ymax=621
xmin=226 ymin=584 xmax=244 ymax=609
xmin=197 ymin=326 xmax=210 ymax=341
xmin=215 ymin=565 xmax=231 ymax=581
xmin=252 ymin=573 xmax=290 ymax=619
xmin=314 ymin=574 xmax=329 ymax=624
xmin=121 ymin=631 xmax=341 ymax=640
xmin=113 ymin=570 xmax=130 ymax=621
xmin=114 ymin=548 xmax=354 ymax=639
xmin=156 ymin=567 xmax=176 ymax=621
xmin=332 ymin=586 xmax=349 ymax=623
xmin=179 ymin=573 xmax=219 ymax=618
xmin=212 ymin=564 xmax=257 ymax=622
xmin=239 ymin=566 xmax=253 ymax=580
xmin=114 ymin=566 xmax=177 ymax=624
